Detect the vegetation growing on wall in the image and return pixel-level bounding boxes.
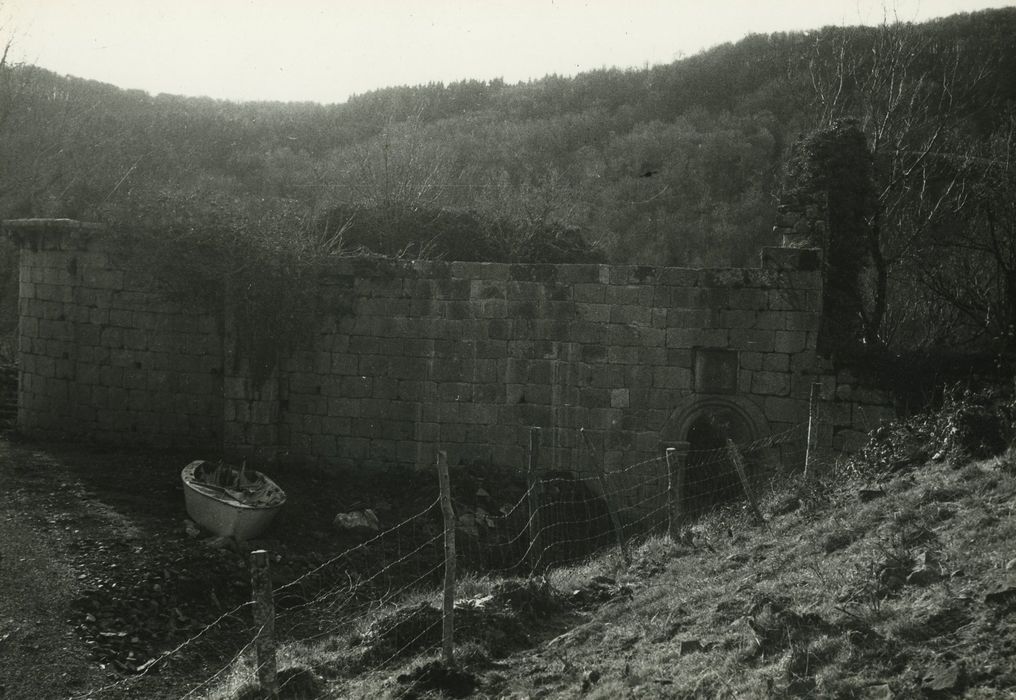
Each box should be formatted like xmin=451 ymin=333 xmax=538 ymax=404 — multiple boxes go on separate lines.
xmin=315 ymin=203 xmax=604 ymax=264
xmin=101 ymin=190 xmax=341 ymax=387
xmin=781 ymin=120 xmax=873 ymax=351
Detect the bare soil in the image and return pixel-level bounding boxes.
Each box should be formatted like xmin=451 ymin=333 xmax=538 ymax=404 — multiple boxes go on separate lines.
xmin=3 ymin=415 xmax=1016 ymax=699
xmin=0 ymin=435 xmax=449 ymax=699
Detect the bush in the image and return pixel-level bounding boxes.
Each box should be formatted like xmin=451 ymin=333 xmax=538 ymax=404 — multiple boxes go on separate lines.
xmin=852 ymin=385 xmax=1015 ymax=474
xmin=315 ymin=203 xmax=605 ymax=264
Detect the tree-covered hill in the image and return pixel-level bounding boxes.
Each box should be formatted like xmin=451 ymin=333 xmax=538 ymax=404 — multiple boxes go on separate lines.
xmin=1 ymin=7 xmax=1014 ymax=351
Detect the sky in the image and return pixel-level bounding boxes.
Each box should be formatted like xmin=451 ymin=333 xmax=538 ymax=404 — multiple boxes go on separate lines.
xmin=2 ymin=0 xmax=1012 ymax=105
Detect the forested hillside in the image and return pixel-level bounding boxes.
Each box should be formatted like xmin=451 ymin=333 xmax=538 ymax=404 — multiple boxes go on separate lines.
xmin=1 ymin=7 xmax=1014 ymax=352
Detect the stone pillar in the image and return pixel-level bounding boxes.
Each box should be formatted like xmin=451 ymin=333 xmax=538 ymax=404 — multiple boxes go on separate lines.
xmin=773 ymin=120 xmax=874 ymax=354
xmin=2 ymin=218 xmax=225 ymax=448
xmin=3 ymin=219 xmax=104 ymax=439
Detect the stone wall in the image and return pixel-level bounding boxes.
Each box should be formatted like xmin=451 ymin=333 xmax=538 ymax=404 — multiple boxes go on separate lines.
xmin=223 ymin=247 xmax=825 ymax=474
xmin=7 ymin=219 xmax=223 ymax=448
xmin=822 ymin=367 xmax=897 ymax=453
xmin=5 ymin=218 xmax=892 ymax=473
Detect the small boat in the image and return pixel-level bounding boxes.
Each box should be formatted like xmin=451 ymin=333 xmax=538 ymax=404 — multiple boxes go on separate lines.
xmin=181 ymin=460 xmax=286 ymax=540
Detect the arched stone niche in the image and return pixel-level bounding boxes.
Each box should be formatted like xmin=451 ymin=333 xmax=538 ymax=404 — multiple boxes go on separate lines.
xmin=659 ymin=395 xmax=773 ymax=515
xmin=660 ymin=394 xmax=770 ymax=446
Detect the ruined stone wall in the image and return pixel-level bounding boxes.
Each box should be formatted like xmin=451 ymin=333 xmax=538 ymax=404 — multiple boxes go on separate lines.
xmin=6 ymin=218 xmax=890 ymax=472
xmin=223 ymin=248 xmax=826 ymax=474
xmin=7 ymin=219 xmax=223 ymax=448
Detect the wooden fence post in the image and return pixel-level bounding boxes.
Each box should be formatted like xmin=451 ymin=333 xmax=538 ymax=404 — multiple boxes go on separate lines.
xmin=250 ymin=549 xmax=278 ymax=699
xmin=804 ymin=382 xmax=821 ymax=478
xmin=580 ymin=428 xmax=629 ymax=565
xmin=724 ymin=439 xmax=767 ymax=527
xmin=526 ymin=427 xmax=544 ymax=571
xmin=665 ymin=442 xmax=690 ymax=541
xmin=436 ymin=450 xmax=456 ymax=667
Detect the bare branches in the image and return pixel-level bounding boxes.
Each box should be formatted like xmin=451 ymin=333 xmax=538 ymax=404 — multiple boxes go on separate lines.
xmin=800 ymin=18 xmax=1003 ymax=348
xmin=915 ymin=107 xmax=1016 ymax=349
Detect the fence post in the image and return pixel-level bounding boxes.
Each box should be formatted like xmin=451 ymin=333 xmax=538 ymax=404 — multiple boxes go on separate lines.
xmin=665 ymin=442 xmax=690 ymax=541
xmin=436 ymin=450 xmax=456 ymax=667
xmin=724 ymin=439 xmax=767 ymax=527
xmin=250 ymin=549 xmax=278 ymax=699
xmin=804 ymin=381 xmax=821 ymax=478
xmin=580 ymin=428 xmax=629 ymax=565
xmin=526 ymin=427 xmax=544 ymax=571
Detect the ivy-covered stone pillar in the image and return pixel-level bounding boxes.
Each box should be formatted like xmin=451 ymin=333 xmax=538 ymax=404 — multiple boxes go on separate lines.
xmin=774 ymin=120 xmax=874 ymax=355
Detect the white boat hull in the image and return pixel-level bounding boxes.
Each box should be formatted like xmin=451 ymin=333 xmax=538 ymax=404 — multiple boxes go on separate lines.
xmin=181 ymin=461 xmax=285 ymax=540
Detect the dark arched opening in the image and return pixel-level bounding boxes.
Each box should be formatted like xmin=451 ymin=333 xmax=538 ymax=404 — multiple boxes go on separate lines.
xmin=683 ymin=406 xmax=757 ymax=516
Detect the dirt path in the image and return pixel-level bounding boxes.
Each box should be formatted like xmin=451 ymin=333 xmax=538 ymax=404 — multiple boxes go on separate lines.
xmin=0 ymin=463 xmax=106 ymax=699
xmin=0 ymin=439 xmax=241 ymax=700
xmin=0 ymin=435 xmax=453 ymax=699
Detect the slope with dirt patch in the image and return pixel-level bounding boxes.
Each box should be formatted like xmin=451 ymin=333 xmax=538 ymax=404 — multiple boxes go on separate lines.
xmin=243 ymin=391 xmax=1016 ymax=699
xmin=4 ymin=389 xmax=1015 ymax=699
xmin=0 ymin=438 xmax=471 ymax=698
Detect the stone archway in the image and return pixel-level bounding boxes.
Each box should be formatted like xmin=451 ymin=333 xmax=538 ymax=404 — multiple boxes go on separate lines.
xmin=661 ymin=394 xmax=769 ymax=445
xmin=660 ymin=395 xmax=770 ymax=516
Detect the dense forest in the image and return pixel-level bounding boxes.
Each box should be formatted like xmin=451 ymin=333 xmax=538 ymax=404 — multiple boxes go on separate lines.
xmin=1 ymin=7 xmax=1014 ymax=356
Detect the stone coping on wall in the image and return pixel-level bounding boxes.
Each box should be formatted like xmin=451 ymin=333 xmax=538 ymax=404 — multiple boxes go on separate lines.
xmin=295 ymin=248 xmax=823 ymax=289
xmin=3 ymin=219 xmax=821 ymax=278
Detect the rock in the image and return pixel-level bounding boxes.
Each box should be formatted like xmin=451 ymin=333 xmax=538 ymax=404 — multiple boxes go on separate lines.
xmin=476 ymin=488 xmax=490 ymax=500
xmin=922 ymin=661 xmax=964 ymax=693
xmin=984 ymin=579 xmax=1016 ymax=607
xmin=907 ymin=551 xmax=943 ymax=586
xmin=332 ymin=509 xmax=379 ymax=537
xmin=862 ymin=683 xmax=893 ymax=699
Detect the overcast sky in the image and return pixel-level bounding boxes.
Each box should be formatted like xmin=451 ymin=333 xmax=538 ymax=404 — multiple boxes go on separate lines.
xmin=3 ymin=0 xmax=1012 ymax=104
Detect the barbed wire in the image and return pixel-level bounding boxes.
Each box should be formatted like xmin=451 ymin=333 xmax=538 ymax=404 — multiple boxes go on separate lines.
xmin=72 ymin=416 xmax=834 ymax=699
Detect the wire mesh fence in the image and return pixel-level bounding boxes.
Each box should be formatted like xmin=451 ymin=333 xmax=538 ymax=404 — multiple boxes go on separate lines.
xmin=75 ymin=404 xmax=829 ymax=699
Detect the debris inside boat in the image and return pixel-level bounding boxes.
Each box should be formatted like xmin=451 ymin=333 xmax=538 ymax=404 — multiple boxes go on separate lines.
xmin=181 ymin=460 xmax=286 ymax=539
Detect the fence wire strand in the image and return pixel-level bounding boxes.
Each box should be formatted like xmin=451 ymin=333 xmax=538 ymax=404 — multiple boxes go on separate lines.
xmin=73 ymin=416 xmax=829 ymax=699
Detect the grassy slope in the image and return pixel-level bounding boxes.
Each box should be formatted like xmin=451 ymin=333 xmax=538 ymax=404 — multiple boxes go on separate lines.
xmin=237 ymin=449 xmax=1016 ymax=699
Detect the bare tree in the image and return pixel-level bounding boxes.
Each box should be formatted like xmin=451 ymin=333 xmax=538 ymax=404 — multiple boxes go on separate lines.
xmin=0 ymin=3 xmax=34 ymax=143
xmin=471 ymin=165 xmax=589 ymax=261
xmin=325 ymin=114 xmax=460 ymax=256
xmin=806 ymin=20 xmax=995 ymax=346
xmin=0 ymin=7 xmax=14 ymax=130
xmin=918 ymin=111 xmax=1016 ymax=350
